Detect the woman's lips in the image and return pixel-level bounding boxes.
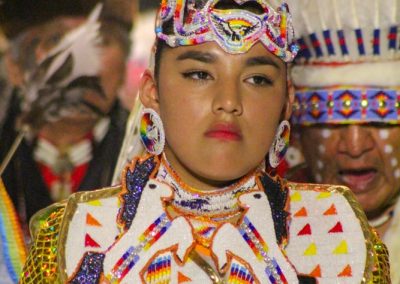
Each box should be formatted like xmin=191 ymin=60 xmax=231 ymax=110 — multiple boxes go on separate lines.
xmin=205 ymin=123 xmax=242 ymax=141
xmin=338 ymin=168 xmax=378 ymax=193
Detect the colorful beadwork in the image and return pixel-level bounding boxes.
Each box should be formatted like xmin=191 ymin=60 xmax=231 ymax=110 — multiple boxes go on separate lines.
xmin=389 ymin=26 xmax=398 ymax=50
xmin=355 ymin=29 xmax=366 ymax=56
xmin=292 ymin=87 xmax=400 ymax=125
xmin=337 ymin=30 xmax=349 ymax=56
xmin=228 ymin=262 xmax=255 ymax=283
xmin=160 ymin=155 xmax=255 ymax=217
xmin=108 ymin=213 xmax=171 ymax=282
xmin=68 ymin=252 xmax=105 ymax=284
xmin=258 ymin=174 xmax=289 ymax=245
xmin=373 ymin=28 xmax=381 ymax=55
xmin=309 ymin=33 xmax=323 ymax=57
xmin=144 ymin=255 xmax=172 ymax=283
xmin=296 ymin=25 xmax=399 ymax=61
xmin=322 ymin=30 xmax=335 ymax=56
xmin=118 ymin=155 xmax=158 ymax=230
xmin=156 ymin=0 xmax=299 ymax=62
xmin=0 ymin=180 xmax=27 ymax=283
xmin=239 ymin=217 xmax=288 ymax=284
xmin=269 ymin=121 xmax=290 ymax=169
xmin=296 ymin=37 xmax=311 ymax=59
xmin=140 ymin=109 xmax=165 ymax=156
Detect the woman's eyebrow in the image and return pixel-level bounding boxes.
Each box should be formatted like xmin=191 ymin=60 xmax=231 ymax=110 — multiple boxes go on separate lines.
xmin=176 ymin=51 xmax=217 ymax=63
xmin=246 ymin=56 xmax=280 ymax=70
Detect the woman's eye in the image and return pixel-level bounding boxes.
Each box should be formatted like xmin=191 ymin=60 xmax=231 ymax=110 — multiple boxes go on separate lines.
xmin=182 ymin=71 xmax=212 ymax=80
xmin=246 ymin=76 xmax=272 ymax=86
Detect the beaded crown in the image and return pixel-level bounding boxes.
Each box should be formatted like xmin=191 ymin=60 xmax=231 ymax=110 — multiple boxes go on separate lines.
xmin=155 ymin=0 xmax=299 ymax=62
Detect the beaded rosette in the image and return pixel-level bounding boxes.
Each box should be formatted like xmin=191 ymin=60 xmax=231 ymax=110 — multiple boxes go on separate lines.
xmin=155 ymin=0 xmax=299 ymax=62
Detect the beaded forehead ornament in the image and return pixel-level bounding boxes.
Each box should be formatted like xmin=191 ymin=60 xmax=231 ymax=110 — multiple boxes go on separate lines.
xmin=155 ymin=0 xmax=299 ymax=62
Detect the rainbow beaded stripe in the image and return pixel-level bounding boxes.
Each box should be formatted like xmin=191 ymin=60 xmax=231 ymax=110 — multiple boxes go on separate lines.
xmin=144 ymin=255 xmax=172 ymax=283
xmin=292 ymin=87 xmax=400 ymax=125
xmin=108 ymin=213 xmax=171 ymax=282
xmin=228 ymin=262 xmax=255 ymax=283
xmin=0 ymin=179 xmax=27 ymax=283
xmin=239 ymin=217 xmax=288 ymax=284
xmin=156 ymin=0 xmax=299 ymax=62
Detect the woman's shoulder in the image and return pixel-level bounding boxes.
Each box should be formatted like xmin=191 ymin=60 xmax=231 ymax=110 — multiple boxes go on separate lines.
xmin=283 ymin=180 xmax=390 ymax=283
xmin=22 ymin=185 xmax=123 ymax=283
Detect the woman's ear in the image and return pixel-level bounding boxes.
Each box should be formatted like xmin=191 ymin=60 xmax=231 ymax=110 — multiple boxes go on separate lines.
xmin=283 ymin=78 xmax=295 ymax=121
xmin=139 ymin=69 xmax=160 ymax=113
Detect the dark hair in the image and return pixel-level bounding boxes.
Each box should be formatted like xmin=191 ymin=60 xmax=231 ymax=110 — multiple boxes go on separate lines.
xmin=153 ymin=0 xmax=265 ymax=80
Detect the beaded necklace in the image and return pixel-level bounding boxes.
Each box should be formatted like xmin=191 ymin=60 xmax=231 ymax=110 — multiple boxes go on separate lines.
xmin=158 ymin=155 xmax=257 ymax=217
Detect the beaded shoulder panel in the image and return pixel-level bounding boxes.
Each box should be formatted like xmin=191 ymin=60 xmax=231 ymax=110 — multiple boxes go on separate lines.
xmin=21 ymin=202 xmax=67 ymax=283
xmin=284 ymin=182 xmax=390 ymax=284
xmin=20 ymin=185 xmax=123 ymax=283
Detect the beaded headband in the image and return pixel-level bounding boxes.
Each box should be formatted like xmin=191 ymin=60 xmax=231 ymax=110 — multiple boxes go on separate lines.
xmin=291 ymin=87 xmax=400 ymax=126
xmin=155 ymin=0 xmax=299 ymax=62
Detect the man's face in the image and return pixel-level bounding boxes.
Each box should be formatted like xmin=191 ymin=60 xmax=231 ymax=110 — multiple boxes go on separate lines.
xmin=300 ymin=124 xmax=400 ymax=218
xmin=9 ymin=16 xmax=127 ymax=124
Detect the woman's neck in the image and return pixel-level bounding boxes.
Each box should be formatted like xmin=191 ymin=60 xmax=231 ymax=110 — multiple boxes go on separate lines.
xmin=162 ymin=148 xmax=261 ymax=192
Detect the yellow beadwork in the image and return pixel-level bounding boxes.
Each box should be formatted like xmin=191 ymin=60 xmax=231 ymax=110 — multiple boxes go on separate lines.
xmin=20 ymin=206 xmax=65 ymax=283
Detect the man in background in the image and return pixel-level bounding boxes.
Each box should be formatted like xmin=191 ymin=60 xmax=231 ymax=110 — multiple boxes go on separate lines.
xmin=288 ymin=0 xmax=400 ymax=281
xmin=0 ymin=0 xmax=136 ymax=237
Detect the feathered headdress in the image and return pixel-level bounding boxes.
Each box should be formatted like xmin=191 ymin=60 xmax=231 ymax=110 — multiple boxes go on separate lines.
xmin=287 ymin=0 xmax=400 ymax=125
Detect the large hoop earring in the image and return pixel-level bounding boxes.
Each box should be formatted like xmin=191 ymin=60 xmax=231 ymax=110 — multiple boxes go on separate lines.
xmin=139 ymin=108 xmax=165 ymax=155
xmin=269 ymin=120 xmax=291 ymax=168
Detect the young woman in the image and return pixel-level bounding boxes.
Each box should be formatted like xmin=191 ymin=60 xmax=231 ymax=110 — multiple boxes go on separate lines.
xmin=20 ymin=0 xmax=388 ymax=283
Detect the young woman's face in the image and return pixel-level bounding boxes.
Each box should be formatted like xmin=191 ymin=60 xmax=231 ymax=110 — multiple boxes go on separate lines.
xmin=141 ymin=41 xmax=289 ymax=189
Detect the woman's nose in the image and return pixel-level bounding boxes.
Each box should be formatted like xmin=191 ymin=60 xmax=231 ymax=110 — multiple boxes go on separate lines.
xmin=212 ymin=80 xmax=243 ymax=116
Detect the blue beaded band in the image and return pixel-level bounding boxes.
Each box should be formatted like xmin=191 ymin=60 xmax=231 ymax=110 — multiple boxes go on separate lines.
xmin=291 ymin=87 xmax=400 ymax=125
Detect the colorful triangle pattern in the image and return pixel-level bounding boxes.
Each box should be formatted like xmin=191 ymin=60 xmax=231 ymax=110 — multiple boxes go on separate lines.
xmin=85 ymin=233 xmax=101 ymax=248
xmin=86 ymin=213 xmax=102 ymax=227
xmin=317 ymin=192 xmax=332 ymax=199
xmin=338 ymin=265 xmax=352 ymax=277
xmin=333 ymin=240 xmax=348 ymax=254
xmin=298 ymin=224 xmax=312 ymax=236
xmin=291 ymin=191 xmax=302 ymax=202
xmin=294 ymin=207 xmax=308 ymax=217
xmin=310 ymin=265 xmax=321 ymax=278
xmin=304 ymin=243 xmax=317 ymax=256
xmin=328 ymin=222 xmax=343 ymax=233
xmin=178 ymin=272 xmax=192 ymax=283
xmin=87 ymin=200 xmax=102 ymax=206
xmin=323 ymin=204 xmax=337 ymax=215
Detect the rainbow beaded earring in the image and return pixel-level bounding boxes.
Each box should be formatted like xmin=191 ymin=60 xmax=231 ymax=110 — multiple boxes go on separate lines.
xmin=140 ymin=108 xmax=165 ymax=155
xmin=269 ymin=120 xmax=290 ymax=168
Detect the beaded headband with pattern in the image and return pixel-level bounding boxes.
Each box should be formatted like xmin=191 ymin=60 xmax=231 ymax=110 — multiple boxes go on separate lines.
xmin=287 ymin=0 xmax=400 ymax=125
xmin=292 ymin=87 xmax=400 ymax=125
xmin=155 ymin=0 xmax=299 ymax=62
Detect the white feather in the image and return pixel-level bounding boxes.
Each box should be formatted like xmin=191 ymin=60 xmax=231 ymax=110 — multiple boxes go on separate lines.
xmin=24 ymin=4 xmax=103 ymax=105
